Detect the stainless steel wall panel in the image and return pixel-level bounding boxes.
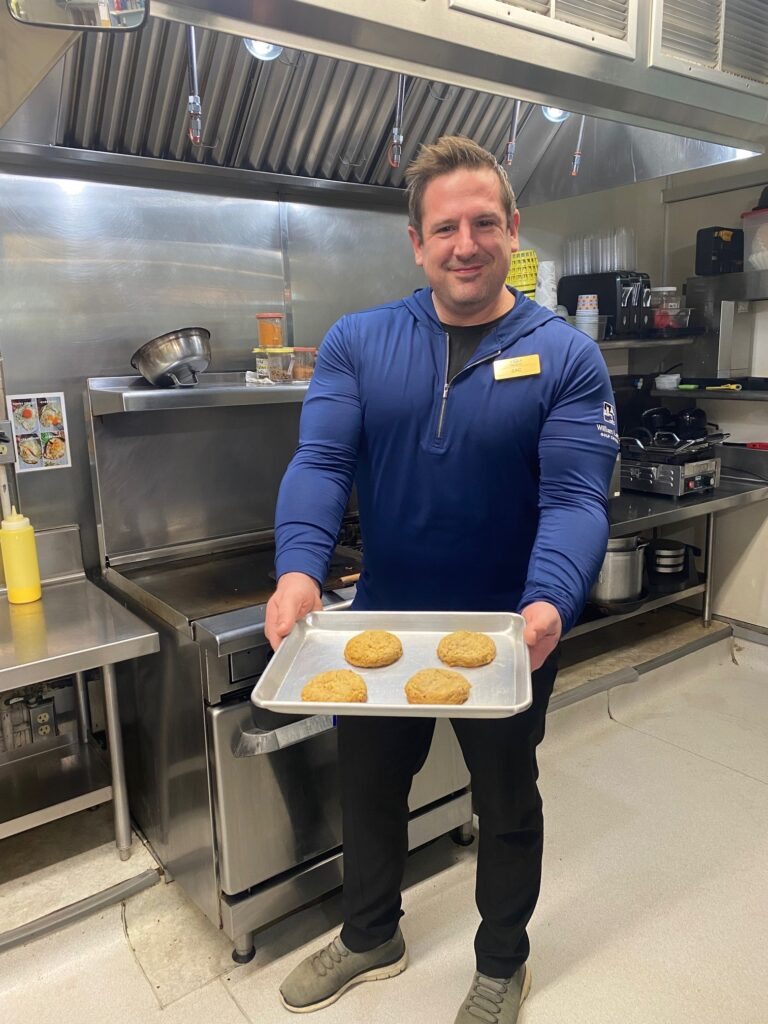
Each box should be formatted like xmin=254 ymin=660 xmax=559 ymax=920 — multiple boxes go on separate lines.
xmin=0 ymin=176 xmax=283 ymax=566
xmin=91 ymin=404 xmax=301 ymax=560
xmin=285 ymin=202 xmax=423 ymax=346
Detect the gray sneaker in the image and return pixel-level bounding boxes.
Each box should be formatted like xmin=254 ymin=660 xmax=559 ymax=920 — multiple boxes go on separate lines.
xmin=454 ymin=964 xmax=531 ymax=1024
xmin=279 ymin=928 xmax=407 ymax=1014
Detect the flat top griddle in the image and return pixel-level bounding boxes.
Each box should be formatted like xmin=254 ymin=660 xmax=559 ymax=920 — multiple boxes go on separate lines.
xmin=121 ymin=545 xmax=361 ymax=624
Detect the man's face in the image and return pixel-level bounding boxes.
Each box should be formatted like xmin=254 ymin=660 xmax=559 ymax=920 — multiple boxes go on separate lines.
xmin=408 ymin=167 xmax=520 ymax=324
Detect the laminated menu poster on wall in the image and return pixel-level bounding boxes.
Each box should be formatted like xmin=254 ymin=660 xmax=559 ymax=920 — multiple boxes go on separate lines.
xmin=5 ymin=392 xmax=71 ymax=472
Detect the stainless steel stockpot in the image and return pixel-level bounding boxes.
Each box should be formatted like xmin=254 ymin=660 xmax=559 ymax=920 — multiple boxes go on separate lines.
xmin=130 ymin=327 xmax=211 ymax=387
xmin=590 ymin=536 xmax=647 ymax=603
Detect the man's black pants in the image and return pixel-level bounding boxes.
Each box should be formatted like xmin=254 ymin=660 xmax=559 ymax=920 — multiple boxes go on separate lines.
xmin=338 ymin=651 xmax=558 ymax=979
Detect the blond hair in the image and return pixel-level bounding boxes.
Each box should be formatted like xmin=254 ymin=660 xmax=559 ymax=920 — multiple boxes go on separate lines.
xmin=405 ymin=135 xmax=516 ymax=240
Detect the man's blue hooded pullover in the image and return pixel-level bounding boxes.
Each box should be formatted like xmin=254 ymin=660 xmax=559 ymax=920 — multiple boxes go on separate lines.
xmin=275 ymin=288 xmax=618 ymax=633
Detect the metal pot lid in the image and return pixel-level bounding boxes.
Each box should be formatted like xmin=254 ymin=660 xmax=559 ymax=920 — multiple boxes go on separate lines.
xmin=649 ymin=540 xmax=686 ymax=552
xmin=607 ymin=536 xmax=647 ymax=550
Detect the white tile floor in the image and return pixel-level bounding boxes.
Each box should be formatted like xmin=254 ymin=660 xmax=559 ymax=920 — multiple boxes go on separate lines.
xmin=1 ymin=634 xmax=767 ymax=1024
xmin=0 ymin=804 xmax=158 ymax=933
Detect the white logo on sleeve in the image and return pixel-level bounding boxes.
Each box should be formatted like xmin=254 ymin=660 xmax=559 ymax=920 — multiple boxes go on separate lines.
xmin=603 ymin=402 xmax=616 ymax=425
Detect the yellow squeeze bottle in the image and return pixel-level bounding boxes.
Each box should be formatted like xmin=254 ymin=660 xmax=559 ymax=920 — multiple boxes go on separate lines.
xmin=0 ymin=506 xmax=42 ymax=604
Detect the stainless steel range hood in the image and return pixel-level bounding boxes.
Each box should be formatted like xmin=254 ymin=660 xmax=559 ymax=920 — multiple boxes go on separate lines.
xmin=151 ymin=0 xmax=768 ymax=148
xmin=0 ymin=1 xmax=764 ymax=206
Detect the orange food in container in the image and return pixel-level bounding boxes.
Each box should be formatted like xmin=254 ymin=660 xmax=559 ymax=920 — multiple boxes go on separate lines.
xmin=255 ymin=313 xmax=284 ymax=347
xmin=292 ymin=347 xmax=317 ymax=381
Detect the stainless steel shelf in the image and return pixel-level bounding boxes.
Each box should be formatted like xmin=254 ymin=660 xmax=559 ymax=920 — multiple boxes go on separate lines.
xmin=599 ymin=336 xmax=697 ymax=351
xmin=569 ymin=581 xmax=705 ymax=639
xmin=571 ymin=481 xmax=768 ymax=640
xmin=609 ymin=480 xmax=768 ymax=536
xmin=88 ymin=373 xmax=308 ymax=414
xmin=651 ymin=388 xmax=768 ymax=401
xmin=0 ymin=741 xmax=112 ymax=840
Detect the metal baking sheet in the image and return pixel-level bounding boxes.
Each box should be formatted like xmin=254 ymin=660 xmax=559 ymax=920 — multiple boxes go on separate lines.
xmin=251 ymin=611 xmax=531 ymax=719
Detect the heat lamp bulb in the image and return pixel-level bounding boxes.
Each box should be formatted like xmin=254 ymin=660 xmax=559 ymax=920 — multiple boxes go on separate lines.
xmin=243 ymin=39 xmax=283 ymax=61
xmin=541 ymin=106 xmax=571 ymax=124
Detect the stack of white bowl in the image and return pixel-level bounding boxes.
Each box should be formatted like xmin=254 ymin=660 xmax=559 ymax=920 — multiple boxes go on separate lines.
xmin=575 ymin=294 xmax=600 ymax=341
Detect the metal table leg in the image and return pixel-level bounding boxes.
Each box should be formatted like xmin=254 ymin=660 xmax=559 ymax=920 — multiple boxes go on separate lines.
xmin=703 ymin=512 xmax=715 ymax=628
xmin=102 ymin=663 xmax=132 ymax=861
xmin=74 ymin=671 xmax=91 ymax=745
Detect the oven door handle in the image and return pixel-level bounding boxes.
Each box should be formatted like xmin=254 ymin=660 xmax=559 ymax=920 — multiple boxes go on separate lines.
xmin=234 ymin=597 xmax=353 ymax=757
xmin=234 ymin=714 xmax=335 ymax=757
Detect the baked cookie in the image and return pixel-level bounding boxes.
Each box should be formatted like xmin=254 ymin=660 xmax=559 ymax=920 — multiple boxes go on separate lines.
xmin=301 ymin=670 xmax=367 ymax=703
xmin=344 ymin=630 xmax=403 ymax=668
xmin=437 ymin=630 xmax=496 ymax=668
xmin=405 ymin=668 xmax=471 ymax=706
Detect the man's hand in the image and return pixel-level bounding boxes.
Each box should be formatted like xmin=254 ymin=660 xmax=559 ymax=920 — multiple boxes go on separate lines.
xmin=265 ymin=572 xmax=323 ymax=650
xmin=521 ymin=601 xmax=562 ymax=671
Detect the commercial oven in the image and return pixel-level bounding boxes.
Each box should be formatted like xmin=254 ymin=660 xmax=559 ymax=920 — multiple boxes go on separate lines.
xmin=85 ymin=373 xmax=472 ymax=961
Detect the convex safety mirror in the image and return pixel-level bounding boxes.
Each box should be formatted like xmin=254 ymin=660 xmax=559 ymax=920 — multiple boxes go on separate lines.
xmin=6 ymin=0 xmax=147 ymax=30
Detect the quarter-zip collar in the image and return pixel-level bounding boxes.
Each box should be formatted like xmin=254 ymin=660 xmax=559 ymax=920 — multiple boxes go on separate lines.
xmin=402 ymin=285 xmax=560 ymax=359
xmin=435 ymin=333 xmax=502 ymax=440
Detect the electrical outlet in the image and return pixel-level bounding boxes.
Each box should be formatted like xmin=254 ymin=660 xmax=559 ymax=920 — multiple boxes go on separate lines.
xmin=0 ymin=420 xmax=13 ymax=464
xmin=29 ymin=699 xmax=57 ymax=743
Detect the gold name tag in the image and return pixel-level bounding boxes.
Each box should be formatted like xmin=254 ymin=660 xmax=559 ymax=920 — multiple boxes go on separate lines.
xmin=493 ymin=354 xmax=541 ymax=380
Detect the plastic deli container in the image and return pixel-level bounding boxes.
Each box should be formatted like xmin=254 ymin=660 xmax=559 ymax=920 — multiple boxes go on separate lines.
xmin=649 ymin=288 xmax=689 ymax=331
xmin=650 ymin=286 xmax=681 ymax=311
xmin=255 ymin=313 xmax=284 ymax=348
xmin=565 ymin=314 xmax=608 ymax=341
xmin=741 ymin=208 xmax=768 ymax=271
xmin=292 ymin=347 xmax=317 ymax=381
xmin=250 ymin=346 xmax=318 ymax=384
xmin=266 ymin=347 xmax=294 ymax=383
xmin=251 ymin=347 xmax=289 ymax=384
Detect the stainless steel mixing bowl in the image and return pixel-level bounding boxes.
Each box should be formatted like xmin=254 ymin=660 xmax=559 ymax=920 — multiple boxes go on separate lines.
xmin=130 ymin=327 xmax=211 ymax=387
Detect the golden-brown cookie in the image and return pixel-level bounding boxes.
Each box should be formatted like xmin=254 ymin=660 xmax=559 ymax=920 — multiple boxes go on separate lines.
xmin=301 ymin=670 xmax=368 ymax=703
xmin=404 ymin=668 xmax=471 ymax=705
xmin=437 ymin=631 xmax=497 ymax=668
xmin=344 ymin=630 xmax=403 ymax=668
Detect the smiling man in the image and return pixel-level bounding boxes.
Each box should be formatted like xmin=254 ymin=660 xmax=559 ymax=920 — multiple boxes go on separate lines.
xmin=266 ymin=136 xmax=618 ymax=1022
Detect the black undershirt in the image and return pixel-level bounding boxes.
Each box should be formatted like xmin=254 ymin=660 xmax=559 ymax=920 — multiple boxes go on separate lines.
xmin=441 ymin=312 xmax=509 ymax=382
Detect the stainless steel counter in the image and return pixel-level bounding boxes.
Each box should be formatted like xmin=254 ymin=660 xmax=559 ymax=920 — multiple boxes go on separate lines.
xmin=610 ymin=480 xmax=768 ymax=537
xmin=0 ymin=578 xmax=159 ymax=693
xmin=0 ymin=557 xmax=159 ymax=863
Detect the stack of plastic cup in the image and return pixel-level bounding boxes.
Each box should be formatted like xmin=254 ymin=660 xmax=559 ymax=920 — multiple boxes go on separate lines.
xmin=575 ymin=293 xmax=599 ymax=340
